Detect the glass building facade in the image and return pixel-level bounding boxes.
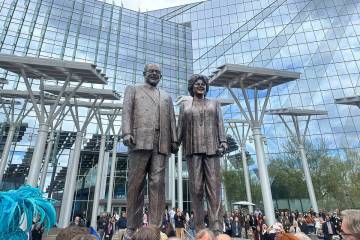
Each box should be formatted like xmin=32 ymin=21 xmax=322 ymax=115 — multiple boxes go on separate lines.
xmin=149 ymin=0 xmax=360 ymax=208
xmin=0 ymin=0 xmax=192 ymax=217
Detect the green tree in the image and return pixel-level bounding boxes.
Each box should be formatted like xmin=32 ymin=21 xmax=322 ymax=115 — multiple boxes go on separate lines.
xmin=222 ymin=151 xmax=261 ymax=208
xmin=268 ymin=138 xmax=359 ymax=210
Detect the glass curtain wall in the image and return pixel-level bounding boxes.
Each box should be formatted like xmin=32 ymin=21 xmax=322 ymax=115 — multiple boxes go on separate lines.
xmin=0 ymin=0 xmax=192 ymax=218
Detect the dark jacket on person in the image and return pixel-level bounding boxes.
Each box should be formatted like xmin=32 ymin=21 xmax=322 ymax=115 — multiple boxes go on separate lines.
xmin=231 ymin=221 xmax=242 ymax=237
xmin=224 ymin=218 xmax=232 ymax=235
xmin=116 ymin=217 xmax=127 ymax=229
xmin=174 ymin=214 xmax=184 ymax=228
xmin=31 ymin=223 xmax=44 ymax=240
xmin=97 ymin=217 xmax=108 ymax=231
xmin=104 ymin=222 xmax=115 ymax=240
xmin=322 ymin=221 xmax=336 ymax=240
xmin=298 ymin=219 xmax=308 ymax=234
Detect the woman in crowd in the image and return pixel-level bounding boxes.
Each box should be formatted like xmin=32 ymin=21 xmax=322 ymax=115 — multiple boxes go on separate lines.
xmin=289 ymin=221 xmax=301 ymax=234
xmin=231 ymin=216 xmax=242 ymax=238
xmin=174 ymin=209 xmax=185 ymax=238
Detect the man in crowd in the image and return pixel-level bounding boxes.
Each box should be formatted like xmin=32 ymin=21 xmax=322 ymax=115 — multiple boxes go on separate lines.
xmin=322 ymin=214 xmax=336 ymax=240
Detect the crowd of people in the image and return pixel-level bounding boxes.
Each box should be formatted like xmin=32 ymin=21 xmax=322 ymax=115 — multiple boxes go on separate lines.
xmin=28 ymin=208 xmax=359 ymax=240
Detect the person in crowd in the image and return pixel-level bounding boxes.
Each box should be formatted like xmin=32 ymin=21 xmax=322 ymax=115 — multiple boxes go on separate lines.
xmin=289 ymin=221 xmax=301 ymax=233
xmin=31 ymin=221 xmax=44 ymax=240
xmin=177 ymin=74 xmax=227 ymax=234
xmin=132 ymin=225 xmax=161 ymax=240
xmin=268 ymin=222 xmax=285 ymax=240
xmin=223 ymin=213 xmax=232 ymax=236
xmin=97 ymin=212 xmax=109 ymax=239
xmin=104 ymin=216 xmax=116 ymax=240
xmin=318 ymin=209 xmax=326 ymax=221
xmin=169 ymin=207 xmax=176 ymax=229
xmin=305 ymin=212 xmax=315 ymax=233
xmin=322 ymin=214 xmax=336 ymax=240
xmin=244 ymin=214 xmax=252 ymax=239
xmin=340 ymin=209 xmax=360 ymax=240
xmin=82 ymin=213 xmax=90 ymax=228
xmin=254 ymin=208 xmax=262 ymax=218
xmin=164 ymin=221 xmax=176 ymax=238
xmin=331 ymin=211 xmax=342 ymax=235
xmin=143 ymin=212 xmax=149 ymax=227
xmin=308 ymin=208 xmax=315 ymax=217
xmin=162 ymin=210 xmax=170 ymax=233
xmin=70 ymin=215 xmax=85 ymax=227
xmin=231 ymin=216 xmax=241 ymax=238
xmin=174 ymin=209 xmax=185 ymax=238
xmin=195 ymin=229 xmax=215 ymax=240
xmin=278 ymin=212 xmax=284 ymax=224
xmin=117 ymin=212 xmax=128 ymax=230
xmin=261 ymin=223 xmax=270 ymax=240
xmin=314 ymin=214 xmax=322 ymax=235
xmin=283 ymin=212 xmax=291 ymax=232
xmin=297 ymin=214 xmax=308 ymax=234
xmin=188 ymin=212 xmax=196 ymax=237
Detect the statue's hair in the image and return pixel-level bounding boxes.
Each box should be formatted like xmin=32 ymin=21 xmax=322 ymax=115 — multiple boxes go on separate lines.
xmin=187 ymin=74 xmax=210 ymax=97
xmin=341 ymin=209 xmax=360 ymax=234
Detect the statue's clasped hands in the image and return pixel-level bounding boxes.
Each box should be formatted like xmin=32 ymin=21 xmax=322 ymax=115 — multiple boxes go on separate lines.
xmin=123 ymin=134 xmax=135 ymax=147
xmin=216 ymin=142 xmax=228 ymax=156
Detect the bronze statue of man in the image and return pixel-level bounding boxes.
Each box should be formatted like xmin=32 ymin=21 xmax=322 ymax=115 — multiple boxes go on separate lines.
xmin=121 ymin=64 xmax=178 ymax=238
xmin=177 ymin=74 xmax=228 ymax=234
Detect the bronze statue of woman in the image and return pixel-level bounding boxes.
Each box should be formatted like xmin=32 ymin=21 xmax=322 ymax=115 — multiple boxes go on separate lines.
xmin=177 ymin=74 xmax=228 ymax=234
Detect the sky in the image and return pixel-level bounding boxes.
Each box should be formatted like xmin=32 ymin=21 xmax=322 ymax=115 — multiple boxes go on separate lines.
xmin=104 ymin=0 xmax=203 ymax=11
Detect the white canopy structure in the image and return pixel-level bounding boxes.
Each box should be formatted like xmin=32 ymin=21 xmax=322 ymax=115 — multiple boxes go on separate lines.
xmin=209 ymin=64 xmax=300 ymax=225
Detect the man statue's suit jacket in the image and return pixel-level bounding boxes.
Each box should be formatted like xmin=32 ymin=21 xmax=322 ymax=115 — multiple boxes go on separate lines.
xmin=121 ymin=84 xmax=177 ymax=155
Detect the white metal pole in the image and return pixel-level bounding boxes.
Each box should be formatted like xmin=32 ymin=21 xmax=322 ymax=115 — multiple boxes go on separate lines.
xmin=27 ymin=123 xmax=49 ymax=186
xmin=252 ymin=126 xmax=275 ymax=225
xmin=221 ymin=155 xmax=229 ymax=212
xmin=299 ymin=144 xmax=319 ymax=213
xmin=0 ymin=124 xmax=16 ymax=182
xmin=100 ymin=152 xmax=110 ymax=210
xmin=91 ymin=134 xmax=106 ymax=227
xmin=222 ymin=181 xmax=229 ymax=212
xmin=177 ymin=146 xmax=183 ymax=211
xmin=106 ymin=137 xmax=118 ymax=213
xmin=170 ymin=154 xmax=176 ymax=208
xmin=39 ymin=130 xmax=55 ymax=190
xmin=241 ymin=144 xmax=253 ymax=213
xmin=58 ymin=131 xmax=83 ymax=227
